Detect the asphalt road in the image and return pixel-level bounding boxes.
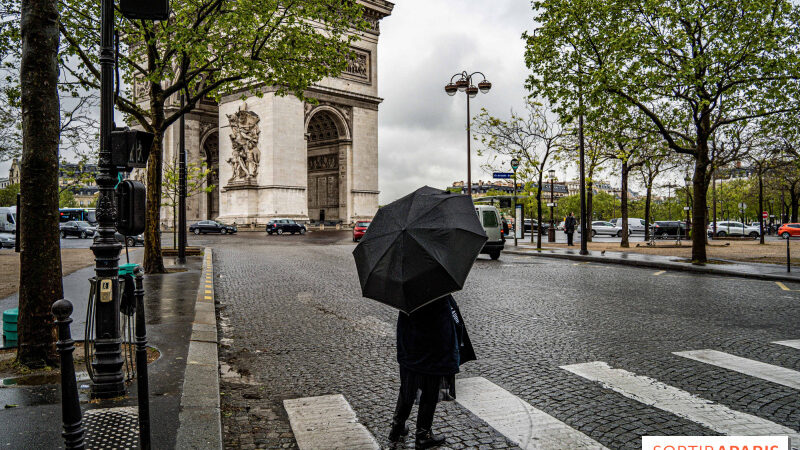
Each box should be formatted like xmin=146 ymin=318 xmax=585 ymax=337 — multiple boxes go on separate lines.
xmin=203 ymin=232 xmax=800 ymax=449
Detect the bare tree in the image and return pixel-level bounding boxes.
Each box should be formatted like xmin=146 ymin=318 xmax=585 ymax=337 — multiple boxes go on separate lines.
xmin=474 ymin=101 xmax=566 ymax=248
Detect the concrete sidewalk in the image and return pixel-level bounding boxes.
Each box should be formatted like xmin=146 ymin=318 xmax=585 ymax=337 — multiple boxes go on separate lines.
xmin=0 ymin=251 xmax=219 ymax=449
xmin=506 ymin=244 xmax=800 ymax=283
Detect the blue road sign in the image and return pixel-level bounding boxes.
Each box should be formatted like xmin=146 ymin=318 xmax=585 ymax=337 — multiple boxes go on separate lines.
xmin=493 ymin=172 xmax=513 ymax=179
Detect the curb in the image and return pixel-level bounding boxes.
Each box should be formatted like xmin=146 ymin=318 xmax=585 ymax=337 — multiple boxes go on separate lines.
xmin=175 ymin=248 xmax=222 ymax=449
xmin=504 ymin=249 xmax=800 ymax=283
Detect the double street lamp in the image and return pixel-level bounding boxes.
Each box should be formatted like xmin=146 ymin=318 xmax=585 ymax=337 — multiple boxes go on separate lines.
xmin=445 ymin=71 xmax=492 ymax=196
xmin=684 ymin=177 xmax=692 ymax=239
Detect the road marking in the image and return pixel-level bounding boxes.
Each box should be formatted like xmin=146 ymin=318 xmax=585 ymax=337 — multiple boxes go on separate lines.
xmin=573 ymin=262 xmax=591 ymax=266
xmin=776 ymin=282 xmax=800 ymax=292
xmin=283 ymin=394 xmax=379 ymax=450
xmin=204 ymin=296 xmax=212 ymax=300
xmin=653 ymin=270 xmax=666 ymax=276
xmin=455 ymin=377 xmax=607 ymax=449
xmin=774 ymin=340 xmax=800 ymax=350
xmin=674 ymin=349 xmax=800 ymax=390
xmin=561 ymin=361 xmax=799 ymax=446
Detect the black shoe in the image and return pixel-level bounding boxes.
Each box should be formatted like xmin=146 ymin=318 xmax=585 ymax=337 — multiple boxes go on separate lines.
xmin=388 ymin=422 xmax=409 ymax=442
xmin=415 ymin=430 xmax=445 ymax=449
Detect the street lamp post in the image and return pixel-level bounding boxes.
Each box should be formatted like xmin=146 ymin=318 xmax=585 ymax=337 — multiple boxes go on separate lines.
xmin=511 ymin=158 xmax=519 ymax=247
xmin=548 ymin=169 xmax=556 ymax=243
xmin=664 ymin=183 xmax=677 ymax=221
xmin=445 ymin=71 xmax=492 ymax=197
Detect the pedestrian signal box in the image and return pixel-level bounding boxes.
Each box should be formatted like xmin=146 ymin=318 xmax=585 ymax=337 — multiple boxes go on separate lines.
xmin=116 ymin=180 xmax=146 ymax=236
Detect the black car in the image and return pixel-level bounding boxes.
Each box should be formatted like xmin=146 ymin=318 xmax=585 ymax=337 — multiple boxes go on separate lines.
xmin=189 ymin=220 xmax=237 ymax=235
xmin=266 ymin=219 xmax=306 ymax=235
xmin=60 ymin=221 xmax=97 ymax=238
xmin=650 ymin=220 xmax=687 ymax=237
xmin=92 ymin=230 xmax=145 ymax=247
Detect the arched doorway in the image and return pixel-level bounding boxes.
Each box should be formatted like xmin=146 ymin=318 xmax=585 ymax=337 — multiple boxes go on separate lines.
xmin=202 ymin=131 xmax=220 ymax=220
xmin=306 ymin=108 xmax=350 ymax=223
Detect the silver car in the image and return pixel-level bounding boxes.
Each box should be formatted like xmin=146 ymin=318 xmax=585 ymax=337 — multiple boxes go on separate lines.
xmin=579 ymin=221 xmax=621 ymax=237
xmin=708 ymin=221 xmax=760 ymax=238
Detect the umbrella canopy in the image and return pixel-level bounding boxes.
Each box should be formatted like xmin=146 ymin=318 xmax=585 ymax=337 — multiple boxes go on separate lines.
xmin=353 ymin=186 xmax=487 ymax=314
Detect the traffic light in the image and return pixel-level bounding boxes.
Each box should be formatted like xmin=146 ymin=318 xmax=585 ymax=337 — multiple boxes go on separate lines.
xmin=120 ymin=0 xmax=170 ymax=20
xmin=116 ymin=180 xmax=146 ymax=236
xmin=111 ymin=127 xmax=154 ymax=171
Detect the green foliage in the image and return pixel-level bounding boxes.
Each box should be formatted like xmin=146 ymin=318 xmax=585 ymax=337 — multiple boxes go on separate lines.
xmin=58 ymin=190 xmax=78 ymax=208
xmin=162 ymin=161 xmax=215 ymax=208
xmin=0 ymin=183 xmax=19 ymax=206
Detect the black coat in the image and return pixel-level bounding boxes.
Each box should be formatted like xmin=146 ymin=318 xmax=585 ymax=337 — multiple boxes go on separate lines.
xmin=565 ymin=216 xmax=576 ymax=233
xmin=396 ymin=295 xmax=467 ymax=376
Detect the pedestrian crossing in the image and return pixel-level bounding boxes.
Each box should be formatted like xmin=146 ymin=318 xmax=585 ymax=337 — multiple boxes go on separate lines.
xmin=282 ymin=340 xmax=800 ymax=449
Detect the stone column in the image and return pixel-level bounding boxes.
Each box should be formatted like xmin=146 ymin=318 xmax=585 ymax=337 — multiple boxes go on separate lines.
xmin=338 ymin=141 xmax=353 ymax=224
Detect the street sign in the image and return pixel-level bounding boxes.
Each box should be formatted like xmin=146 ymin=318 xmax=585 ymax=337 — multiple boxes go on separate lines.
xmin=546 ymin=202 xmax=556 ymax=207
xmin=683 ymin=206 xmax=690 ymax=211
xmin=739 ymin=202 xmax=747 ymax=209
xmin=493 ymin=172 xmax=513 ymax=179
xmin=763 ymin=211 xmax=768 ymax=219
xmin=515 ymin=204 xmax=523 ymax=239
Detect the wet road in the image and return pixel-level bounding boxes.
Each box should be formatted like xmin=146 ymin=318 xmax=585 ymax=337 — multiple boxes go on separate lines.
xmin=206 ymin=232 xmax=800 ymax=449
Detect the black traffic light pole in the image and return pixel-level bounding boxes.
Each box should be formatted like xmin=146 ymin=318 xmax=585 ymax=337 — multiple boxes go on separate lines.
xmin=178 ymin=95 xmax=187 ymax=263
xmin=90 ymin=0 xmax=125 ymax=398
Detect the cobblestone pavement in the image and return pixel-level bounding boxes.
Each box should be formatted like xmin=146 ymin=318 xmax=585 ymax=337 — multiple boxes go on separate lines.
xmin=202 ymin=232 xmax=800 ymax=449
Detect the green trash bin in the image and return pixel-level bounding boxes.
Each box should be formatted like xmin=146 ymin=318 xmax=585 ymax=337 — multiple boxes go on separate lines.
xmin=3 ymin=307 xmax=18 ymax=343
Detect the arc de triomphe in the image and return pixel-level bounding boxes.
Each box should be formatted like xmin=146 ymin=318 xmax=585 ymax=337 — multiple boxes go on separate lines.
xmin=158 ymin=0 xmax=393 ymax=227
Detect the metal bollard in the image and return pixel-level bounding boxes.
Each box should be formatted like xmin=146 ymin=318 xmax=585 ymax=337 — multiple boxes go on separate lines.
xmin=134 ymin=267 xmax=151 ymax=449
xmin=52 ymin=299 xmax=86 ymax=449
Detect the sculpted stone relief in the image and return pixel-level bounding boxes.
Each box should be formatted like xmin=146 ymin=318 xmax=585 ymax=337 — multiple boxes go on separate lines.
xmin=342 ymin=48 xmax=370 ymax=83
xmin=226 ymin=109 xmax=261 ymax=184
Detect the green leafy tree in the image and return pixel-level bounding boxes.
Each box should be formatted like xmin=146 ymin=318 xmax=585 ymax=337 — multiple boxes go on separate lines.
xmin=525 ymin=0 xmax=800 ymax=262
xmin=161 ymin=160 xmax=214 ymax=248
xmin=0 ymin=0 xmax=370 ymax=273
xmin=474 ymin=101 xmax=566 ymax=248
xmin=0 ymin=183 xmax=19 ymax=206
xmin=58 ymin=189 xmax=78 ymax=208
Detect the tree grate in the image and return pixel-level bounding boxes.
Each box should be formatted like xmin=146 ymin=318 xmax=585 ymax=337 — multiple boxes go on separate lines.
xmin=84 ymin=406 xmax=139 ymax=449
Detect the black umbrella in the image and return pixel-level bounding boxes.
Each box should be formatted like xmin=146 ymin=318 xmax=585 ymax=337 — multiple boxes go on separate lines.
xmin=353 ymin=186 xmax=487 ymax=314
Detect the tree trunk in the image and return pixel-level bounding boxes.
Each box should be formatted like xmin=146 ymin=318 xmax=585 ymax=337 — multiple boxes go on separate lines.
xmin=620 ymin=161 xmax=629 ymax=248
xmin=536 ymin=172 xmax=543 ymax=249
xmin=17 ymin=0 xmax=61 ymax=368
xmin=144 ymin=132 xmax=166 ymax=273
xmin=791 ymin=190 xmax=799 ymax=223
xmin=644 ymin=184 xmax=652 ymax=241
xmin=691 ymin=152 xmax=710 ymax=263
xmin=758 ymin=170 xmax=764 ymax=244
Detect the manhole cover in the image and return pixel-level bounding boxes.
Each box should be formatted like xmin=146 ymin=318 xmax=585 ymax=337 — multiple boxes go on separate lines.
xmin=84 ymin=406 xmax=139 ymax=449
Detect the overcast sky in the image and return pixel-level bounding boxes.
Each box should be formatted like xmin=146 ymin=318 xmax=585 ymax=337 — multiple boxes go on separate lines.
xmin=376 ymin=0 xmax=535 ymax=204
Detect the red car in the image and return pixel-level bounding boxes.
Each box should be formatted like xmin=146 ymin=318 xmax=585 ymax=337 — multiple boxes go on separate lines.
xmin=778 ymin=223 xmax=800 ymax=239
xmin=353 ymin=221 xmax=371 ymax=242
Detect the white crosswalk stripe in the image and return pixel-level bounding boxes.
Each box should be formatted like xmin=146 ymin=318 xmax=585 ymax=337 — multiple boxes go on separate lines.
xmin=561 ymin=361 xmax=800 ymax=448
xmin=283 ymin=394 xmax=379 ymax=450
xmin=455 ymin=377 xmax=608 ymax=449
xmin=674 ymin=349 xmax=800 ymax=390
xmin=774 ymin=340 xmax=800 ymax=350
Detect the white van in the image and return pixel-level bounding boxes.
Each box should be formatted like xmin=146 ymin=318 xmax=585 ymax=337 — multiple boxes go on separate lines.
xmin=0 ymin=207 xmax=16 ymax=233
xmin=475 ymin=205 xmax=504 ymax=260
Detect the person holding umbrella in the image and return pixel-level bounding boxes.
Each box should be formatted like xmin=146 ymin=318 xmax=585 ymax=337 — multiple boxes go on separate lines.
xmin=352 ymin=186 xmax=485 ymax=448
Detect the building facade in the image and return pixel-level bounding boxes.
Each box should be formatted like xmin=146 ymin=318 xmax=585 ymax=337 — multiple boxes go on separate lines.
xmin=154 ymin=1 xmax=393 ymax=227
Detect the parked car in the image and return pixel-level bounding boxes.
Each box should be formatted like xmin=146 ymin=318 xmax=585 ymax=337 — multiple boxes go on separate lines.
xmin=266 ymin=219 xmax=306 ymax=235
xmin=651 ymin=221 xmax=688 ymax=237
xmin=707 ymin=221 xmax=760 ymax=238
xmin=189 ymin=220 xmax=237 ymax=235
xmin=0 ymin=207 xmax=16 ymax=233
xmin=353 ymin=221 xmax=370 ymax=242
xmin=579 ymin=221 xmax=621 ymax=237
xmin=475 ymin=205 xmax=504 ymax=260
xmin=525 ymin=219 xmax=552 ymax=233
xmin=93 ymin=230 xmax=145 ymax=247
xmin=778 ymin=223 xmax=800 ymax=239
xmin=60 ymin=220 xmax=96 ymax=238
xmin=611 ymin=218 xmax=647 ymax=235
xmin=0 ymin=233 xmax=15 ymax=249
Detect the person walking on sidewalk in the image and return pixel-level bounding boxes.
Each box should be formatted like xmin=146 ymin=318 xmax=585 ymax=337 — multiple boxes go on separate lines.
xmin=565 ymin=212 xmax=576 ymax=246
xmin=389 ymin=294 xmax=468 ymax=449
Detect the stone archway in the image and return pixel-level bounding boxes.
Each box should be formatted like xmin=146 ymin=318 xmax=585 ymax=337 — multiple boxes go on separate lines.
xmin=201 ymin=130 xmax=220 ymax=220
xmin=306 ymin=108 xmax=351 ymax=223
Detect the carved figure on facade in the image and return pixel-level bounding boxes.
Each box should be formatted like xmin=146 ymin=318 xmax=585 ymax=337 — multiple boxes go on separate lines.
xmin=226 ymin=108 xmax=261 ymax=184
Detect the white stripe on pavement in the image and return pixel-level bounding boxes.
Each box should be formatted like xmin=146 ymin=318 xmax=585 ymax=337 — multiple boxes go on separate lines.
xmin=455 ymin=377 xmax=608 ymax=449
xmin=283 ymin=394 xmax=379 ymax=450
xmin=561 ymin=361 xmax=799 ymax=447
xmin=774 ymin=340 xmax=800 ymax=350
xmin=674 ymin=349 xmax=800 ymax=390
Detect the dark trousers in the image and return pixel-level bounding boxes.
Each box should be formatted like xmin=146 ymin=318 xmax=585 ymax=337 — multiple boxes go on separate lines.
xmin=393 ymin=367 xmax=441 ymax=433
xmin=567 ymin=231 xmax=574 ymax=245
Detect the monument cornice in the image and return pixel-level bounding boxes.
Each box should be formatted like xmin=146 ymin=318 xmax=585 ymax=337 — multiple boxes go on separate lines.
xmin=220 ymin=84 xmax=384 ymax=111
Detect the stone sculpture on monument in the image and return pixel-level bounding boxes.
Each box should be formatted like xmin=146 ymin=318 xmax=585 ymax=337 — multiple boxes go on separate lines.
xmin=226 ymin=108 xmax=261 ymax=185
